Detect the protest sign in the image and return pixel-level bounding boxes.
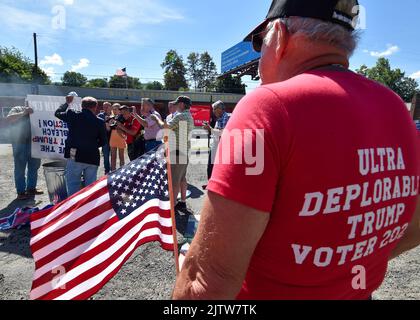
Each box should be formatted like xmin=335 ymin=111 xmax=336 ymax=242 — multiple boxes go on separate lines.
xmin=27 ymin=95 xmax=82 ymax=160
xmin=190 ymin=105 xmax=211 ymax=127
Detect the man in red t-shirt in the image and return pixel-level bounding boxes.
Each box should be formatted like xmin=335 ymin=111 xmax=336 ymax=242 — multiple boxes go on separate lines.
xmin=173 ymin=0 xmax=420 ymax=300
xmin=116 ymin=105 xmax=142 ymax=161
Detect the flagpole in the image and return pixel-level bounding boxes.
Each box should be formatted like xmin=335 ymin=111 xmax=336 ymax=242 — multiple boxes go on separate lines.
xmin=164 ymin=135 xmax=180 ymax=275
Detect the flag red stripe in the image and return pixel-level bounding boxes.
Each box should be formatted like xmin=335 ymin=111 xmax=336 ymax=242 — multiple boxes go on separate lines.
xmin=34 ymin=217 xmax=119 ymax=272
xmin=34 ymin=205 xmax=170 ymax=270
xmin=32 ymin=216 xmax=171 ymax=290
xmin=31 ymin=187 xmax=109 ymax=237
xmin=31 ymin=200 xmax=113 ymax=254
xmin=70 ymin=236 xmax=173 ymax=300
xmin=30 ymin=177 xmax=108 ymax=224
xmin=35 ymin=220 xmax=171 ymax=300
xmin=32 ymin=208 xmax=171 ymax=290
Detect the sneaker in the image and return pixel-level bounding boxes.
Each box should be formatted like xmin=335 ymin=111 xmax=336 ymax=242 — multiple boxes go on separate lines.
xmin=26 ymin=188 xmax=44 ymax=196
xmin=16 ymin=193 xmax=30 ymax=200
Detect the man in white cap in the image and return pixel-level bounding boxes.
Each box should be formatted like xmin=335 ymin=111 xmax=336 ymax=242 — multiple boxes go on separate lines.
xmin=66 ymin=91 xmax=78 ymax=105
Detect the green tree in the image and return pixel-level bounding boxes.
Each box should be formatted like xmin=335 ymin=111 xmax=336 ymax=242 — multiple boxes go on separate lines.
xmin=198 ymin=51 xmax=218 ymax=91
xmin=161 ymin=50 xmax=188 ymax=91
xmin=109 ymin=75 xmax=142 ymax=89
xmin=145 ymin=81 xmax=164 ymax=90
xmin=62 ymin=71 xmax=87 ymax=87
xmin=215 ymin=74 xmax=246 ymax=94
xmin=0 ymin=46 xmax=50 ymax=84
xmin=85 ymin=78 xmax=108 ymax=88
xmin=186 ymin=52 xmax=201 ymax=90
xmin=356 ymin=58 xmax=419 ymax=102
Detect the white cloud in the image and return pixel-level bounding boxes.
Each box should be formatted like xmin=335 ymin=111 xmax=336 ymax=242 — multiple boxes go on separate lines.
xmin=0 ymin=3 xmax=50 ymax=33
xmin=67 ymin=0 xmax=185 ymax=45
xmin=369 ymin=45 xmax=400 ymax=58
xmin=40 ymin=53 xmax=64 ymax=66
xmin=41 ymin=67 xmax=55 ymax=77
xmin=410 ymin=71 xmax=420 ymax=80
xmin=71 ymin=58 xmax=90 ymax=72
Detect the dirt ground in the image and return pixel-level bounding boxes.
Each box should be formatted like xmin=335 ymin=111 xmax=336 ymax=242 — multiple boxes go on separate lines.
xmin=0 ymin=143 xmax=419 ymax=300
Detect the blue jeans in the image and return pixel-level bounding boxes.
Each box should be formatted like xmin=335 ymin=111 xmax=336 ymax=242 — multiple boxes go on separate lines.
xmin=12 ymin=143 xmax=41 ymax=194
xmin=66 ymin=160 xmax=98 ymax=197
xmin=145 ymin=140 xmax=162 ymax=153
xmin=102 ymin=144 xmax=111 ymax=174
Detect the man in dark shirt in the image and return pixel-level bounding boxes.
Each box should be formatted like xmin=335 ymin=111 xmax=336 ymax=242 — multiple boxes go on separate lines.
xmin=55 ymin=96 xmax=107 ymax=197
xmin=7 ymin=104 xmax=43 ymax=200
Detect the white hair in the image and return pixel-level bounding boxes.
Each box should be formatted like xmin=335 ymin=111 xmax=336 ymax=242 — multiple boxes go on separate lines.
xmin=264 ymin=17 xmax=360 ymax=56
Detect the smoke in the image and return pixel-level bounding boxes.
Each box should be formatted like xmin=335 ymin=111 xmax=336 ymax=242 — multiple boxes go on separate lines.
xmin=0 ymin=119 xmax=11 ymax=144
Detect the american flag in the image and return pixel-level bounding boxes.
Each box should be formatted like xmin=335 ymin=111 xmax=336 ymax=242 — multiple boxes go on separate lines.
xmin=29 ymin=148 xmax=174 ymax=300
xmin=115 ymin=67 xmax=127 ymax=77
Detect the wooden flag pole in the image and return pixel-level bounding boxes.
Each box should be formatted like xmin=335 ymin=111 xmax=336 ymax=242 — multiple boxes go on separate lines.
xmin=164 ymin=135 xmax=180 ymax=276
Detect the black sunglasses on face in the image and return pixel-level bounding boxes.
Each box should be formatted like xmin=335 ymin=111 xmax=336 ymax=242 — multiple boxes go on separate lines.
xmin=251 ymin=20 xmax=275 ymax=53
xmin=251 ymin=30 xmax=267 ymax=53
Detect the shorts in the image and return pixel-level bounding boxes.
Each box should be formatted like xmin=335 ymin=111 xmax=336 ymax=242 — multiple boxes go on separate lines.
xmin=110 ymin=130 xmax=127 ymax=149
xmin=171 ymin=163 xmax=188 ymax=187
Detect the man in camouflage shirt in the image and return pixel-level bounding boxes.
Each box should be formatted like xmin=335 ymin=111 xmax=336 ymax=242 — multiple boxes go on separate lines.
xmin=152 ymin=96 xmax=194 ymax=212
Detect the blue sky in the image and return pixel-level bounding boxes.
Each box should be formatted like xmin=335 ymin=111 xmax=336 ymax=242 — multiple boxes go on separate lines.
xmin=0 ymin=0 xmax=419 ymax=91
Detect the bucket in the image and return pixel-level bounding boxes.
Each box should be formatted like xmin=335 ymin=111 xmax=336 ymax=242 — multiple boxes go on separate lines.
xmin=43 ymin=161 xmax=68 ymax=204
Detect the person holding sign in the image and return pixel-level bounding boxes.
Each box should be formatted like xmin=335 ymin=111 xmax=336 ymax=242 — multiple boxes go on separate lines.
xmin=7 ymin=104 xmax=43 ymax=200
xmin=55 ymin=96 xmax=108 ymax=197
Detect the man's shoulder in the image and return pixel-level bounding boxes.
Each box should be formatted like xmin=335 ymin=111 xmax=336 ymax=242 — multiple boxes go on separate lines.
xmin=97 ymin=112 xmax=106 ymax=120
xmin=94 ymin=116 xmax=106 ymax=125
xmin=152 ymin=110 xmax=162 ymax=118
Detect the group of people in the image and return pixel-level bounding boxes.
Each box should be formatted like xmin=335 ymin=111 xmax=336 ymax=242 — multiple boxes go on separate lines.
xmin=6 ymin=87 xmax=231 ymax=215
xmin=54 ymin=94 xmax=198 ymax=206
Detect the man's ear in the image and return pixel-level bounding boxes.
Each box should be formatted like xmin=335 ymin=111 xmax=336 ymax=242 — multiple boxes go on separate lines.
xmin=274 ymin=20 xmax=289 ymax=62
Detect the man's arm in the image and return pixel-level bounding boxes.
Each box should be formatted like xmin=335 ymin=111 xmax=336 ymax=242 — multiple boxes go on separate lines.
xmin=97 ymin=122 xmax=108 ymax=148
xmin=152 ymin=115 xmax=169 ymax=129
xmin=172 ymin=191 xmax=270 ymax=300
xmin=55 ymin=103 xmax=70 ymax=122
xmin=390 ymin=195 xmax=420 ymax=260
xmin=7 ymin=107 xmax=32 ymax=123
xmin=132 ymin=112 xmax=149 ymax=128
xmin=116 ymin=122 xmax=139 ymax=137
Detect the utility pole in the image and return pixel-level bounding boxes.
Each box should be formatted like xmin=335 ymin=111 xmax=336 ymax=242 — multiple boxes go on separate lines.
xmin=32 ymin=32 xmax=39 ymax=94
xmin=33 ymin=33 xmax=38 ymax=70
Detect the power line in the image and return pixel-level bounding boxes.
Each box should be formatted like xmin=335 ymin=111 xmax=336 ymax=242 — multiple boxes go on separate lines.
xmin=36 ymin=34 xmax=214 ymax=52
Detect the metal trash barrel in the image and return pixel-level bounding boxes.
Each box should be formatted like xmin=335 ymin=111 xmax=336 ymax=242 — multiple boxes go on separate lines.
xmin=43 ymin=161 xmax=68 ymax=204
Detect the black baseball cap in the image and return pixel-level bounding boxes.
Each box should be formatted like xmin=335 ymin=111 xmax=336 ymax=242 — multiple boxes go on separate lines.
xmin=119 ymin=105 xmax=130 ymax=111
xmin=244 ymin=0 xmax=360 ymax=43
xmin=171 ymin=96 xmax=192 ymax=106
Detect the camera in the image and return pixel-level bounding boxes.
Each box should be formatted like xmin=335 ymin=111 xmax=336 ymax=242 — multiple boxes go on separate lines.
xmin=109 ymin=114 xmax=125 ymax=128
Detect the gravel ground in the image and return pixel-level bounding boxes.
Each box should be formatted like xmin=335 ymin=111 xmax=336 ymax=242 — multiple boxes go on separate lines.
xmin=0 ymin=143 xmax=419 ymax=300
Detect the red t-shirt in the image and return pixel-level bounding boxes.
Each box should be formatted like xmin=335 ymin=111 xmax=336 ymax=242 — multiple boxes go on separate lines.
xmin=207 ymin=70 xmax=419 ymax=300
xmin=123 ymin=116 xmax=141 ymax=145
